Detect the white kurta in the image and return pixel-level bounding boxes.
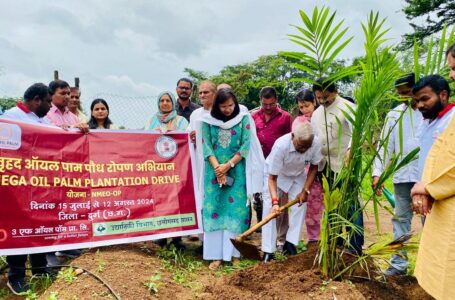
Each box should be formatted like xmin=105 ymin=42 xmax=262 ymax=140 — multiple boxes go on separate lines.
xmin=311 ymin=96 xmax=355 ymax=173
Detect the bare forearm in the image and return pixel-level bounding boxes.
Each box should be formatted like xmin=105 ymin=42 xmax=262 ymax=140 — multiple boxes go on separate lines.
xmin=303 ymin=164 xmax=318 ymax=192
xmin=208 ymin=156 xmax=219 ymax=169
xmin=268 ymin=175 xmax=278 ymax=200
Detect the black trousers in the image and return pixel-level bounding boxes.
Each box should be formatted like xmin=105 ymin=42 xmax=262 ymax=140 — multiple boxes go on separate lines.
xmin=6 ymin=254 xmax=47 ymax=282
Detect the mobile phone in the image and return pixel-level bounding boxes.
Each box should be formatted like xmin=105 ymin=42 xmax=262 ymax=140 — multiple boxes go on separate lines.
xmin=225 ymin=176 xmax=235 ymax=187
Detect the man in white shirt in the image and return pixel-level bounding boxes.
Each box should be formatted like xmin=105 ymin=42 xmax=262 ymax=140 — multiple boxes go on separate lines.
xmin=372 ymin=74 xmax=423 ymax=275
xmin=189 ymin=80 xmax=217 ymax=205
xmin=184 ymin=80 xmax=217 ymax=250
xmin=188 ymin=80 xmax=217 ymax=143
xmin=414 ymin=75 xmax=455 ymax=179
xmin=261 ymin=122 xmax=323 ymax=261
xmin=1 ymin=83 xmax=52 ymax=295
xmin=3 ymin=85 xmax=52 ymax=124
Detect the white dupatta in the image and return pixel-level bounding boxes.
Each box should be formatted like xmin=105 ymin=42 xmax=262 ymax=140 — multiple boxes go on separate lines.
xmin=194 ymin=105 xmax=264 ymax=207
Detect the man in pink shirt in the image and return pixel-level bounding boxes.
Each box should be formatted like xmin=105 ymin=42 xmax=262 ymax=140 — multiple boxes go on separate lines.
xmin=46 ymin=80 xmax=88 ymax=262
xmin=252 ymin=87 xmax=292 ymax=224
xmin=47 ymin=80 xmax=88 ymax=133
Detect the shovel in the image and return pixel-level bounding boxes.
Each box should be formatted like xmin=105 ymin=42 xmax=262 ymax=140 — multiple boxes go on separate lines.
xmin=231 ymin=197 xmax=301 ymax=260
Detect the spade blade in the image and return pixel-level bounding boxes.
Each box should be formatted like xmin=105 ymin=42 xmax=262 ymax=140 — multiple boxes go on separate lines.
xmin=230 ymin=238 xmax=262 ymax=261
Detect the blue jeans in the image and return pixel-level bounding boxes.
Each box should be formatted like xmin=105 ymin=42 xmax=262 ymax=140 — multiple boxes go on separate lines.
xmin=390 ymin=182 xmax=414 ymax=271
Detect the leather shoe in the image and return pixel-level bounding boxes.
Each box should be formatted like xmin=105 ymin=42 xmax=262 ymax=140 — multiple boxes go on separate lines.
xmin=383 ymin=266 xmax=406 ymax=276
xmin=169 ymin=238 xmax=186 ymax=250
xmin=283 ymin=241 xmax=297 ymax=256
xmin=154 ymin=238 xmax=167 ymax=247
xmin=263 ymin=252 xmax=274 ymax=262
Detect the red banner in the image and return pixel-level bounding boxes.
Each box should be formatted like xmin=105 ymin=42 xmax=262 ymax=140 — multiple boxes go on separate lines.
xmin=0 ymin=119 xmax=201 ymax=255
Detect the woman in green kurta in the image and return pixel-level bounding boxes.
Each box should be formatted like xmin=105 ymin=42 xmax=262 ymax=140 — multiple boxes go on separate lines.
xmin=200 ymin=88 xmax=251 ymax=269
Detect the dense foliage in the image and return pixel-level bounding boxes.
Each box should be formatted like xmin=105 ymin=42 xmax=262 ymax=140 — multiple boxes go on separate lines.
xmin=401 ymin=0 xmax=455 ymax=49
xmin=0 ymin=97 xmax=19 ymax=112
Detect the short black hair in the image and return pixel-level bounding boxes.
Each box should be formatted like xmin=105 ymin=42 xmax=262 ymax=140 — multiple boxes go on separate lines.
xmin=342 ymin=95 xmax=356 ymax=104
xmin=395 ymin=73 xmax=416 ymax=88
xmin=211 ymin=88 xmax=240 ymax=122
xmin=24 ymin=83 xmax=50 ymax=102
xmin=295 ymin=89 xmax=315 ymax=103
xmin=176 ymin=78 xmax=193 ymax=88
xmin=312 ymin=77 xmax=337 ymax=93
xmin=412 ymin=74 xmax=451 ymax=97
xmin=48 ymin=80 xmax=70 ymax=96
xmin=446 ymin=42 xmax=455 ymax=58
xmin=259 ymin=86 xmax=277 ymax=99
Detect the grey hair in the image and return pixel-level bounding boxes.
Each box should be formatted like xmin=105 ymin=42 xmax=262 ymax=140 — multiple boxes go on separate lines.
xmin=217 ymin=83 xmax=232 ymax=91
xmin=292 ymin=122 xmax=314 ymax=141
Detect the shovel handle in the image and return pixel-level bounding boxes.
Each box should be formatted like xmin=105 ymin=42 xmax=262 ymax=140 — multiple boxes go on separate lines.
xmin=237 ymin=197 xmax=300 ymax=241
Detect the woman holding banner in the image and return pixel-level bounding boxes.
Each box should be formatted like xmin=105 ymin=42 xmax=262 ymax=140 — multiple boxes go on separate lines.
xmin=197 ymin=88 xmax=264 ymax=269
xmin=87 ymin=99 xmax=117 ymax=129
xmin=145 ymin=91 xmax=188 ymax=133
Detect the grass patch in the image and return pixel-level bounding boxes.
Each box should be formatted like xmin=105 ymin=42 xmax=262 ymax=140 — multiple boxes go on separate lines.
xmin=157 ymin=245 xmax=203 ymax=287
xmin=144 ymin=273 xmax=161 ymax=295
xmin=57 ymin=267 xmax=78 ymax=284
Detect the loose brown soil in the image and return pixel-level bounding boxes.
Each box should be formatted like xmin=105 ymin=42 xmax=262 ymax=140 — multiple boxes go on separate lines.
xmin=203 ymin=244 xmax=432 ymax=300
xmin=0 ymin=205 xmax=431 ymax=299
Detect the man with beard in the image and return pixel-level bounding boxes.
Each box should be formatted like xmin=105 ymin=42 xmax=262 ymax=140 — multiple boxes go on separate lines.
xmin=410 ymin=44 xmax=455 ymax=300
xmin=175 ymin=78 xmax=200 ymax=122
xmin=1 ymin=83 xmax=53 ymax=295
xmin=413 ymin=75 xmax=455 ymax=179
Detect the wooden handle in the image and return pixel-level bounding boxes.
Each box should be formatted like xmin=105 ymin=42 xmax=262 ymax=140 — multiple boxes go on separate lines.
xmin=237 ymin=198 xmax=300 ymax=240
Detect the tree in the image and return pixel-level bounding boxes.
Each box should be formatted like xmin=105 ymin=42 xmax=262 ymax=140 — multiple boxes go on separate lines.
xmin=400 ymin=0 xmax=455 ymax=49
xmin=0 ymin=98 xmax=19 ymax=112
xmin=184 ymin=55 xmax=356 ymax=112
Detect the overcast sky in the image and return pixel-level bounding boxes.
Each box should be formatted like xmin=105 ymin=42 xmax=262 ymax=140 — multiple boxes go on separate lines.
xmin=0 ymin=0 xmax=412 ymax=127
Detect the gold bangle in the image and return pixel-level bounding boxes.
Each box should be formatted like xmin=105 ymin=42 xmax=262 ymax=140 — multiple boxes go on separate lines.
xmin=304 ymin=188 xmax=310 ymax=195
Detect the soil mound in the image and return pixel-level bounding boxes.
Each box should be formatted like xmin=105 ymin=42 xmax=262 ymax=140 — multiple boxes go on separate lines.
xmin=203 ymin=245 xmax=433 ymax=300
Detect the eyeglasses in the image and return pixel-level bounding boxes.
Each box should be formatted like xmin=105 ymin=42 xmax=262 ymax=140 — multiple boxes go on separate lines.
xmin=178 ymin=86 xmax=192 ymax=91
xmin=261 ymin=102 xmax=277 ymax=108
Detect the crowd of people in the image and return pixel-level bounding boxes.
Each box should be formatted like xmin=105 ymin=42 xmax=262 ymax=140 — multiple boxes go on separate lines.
xmin=1 ymin=43 xmax=455 ymax=299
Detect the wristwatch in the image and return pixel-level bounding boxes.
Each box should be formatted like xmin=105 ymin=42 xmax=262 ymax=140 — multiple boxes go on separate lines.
xmin=229 ymin=160 xmax=235 ymax=168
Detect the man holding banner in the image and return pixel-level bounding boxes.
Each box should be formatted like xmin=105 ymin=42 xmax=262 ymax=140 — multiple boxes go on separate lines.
xmin=1 ymin=83 xmax=53 ymax=295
